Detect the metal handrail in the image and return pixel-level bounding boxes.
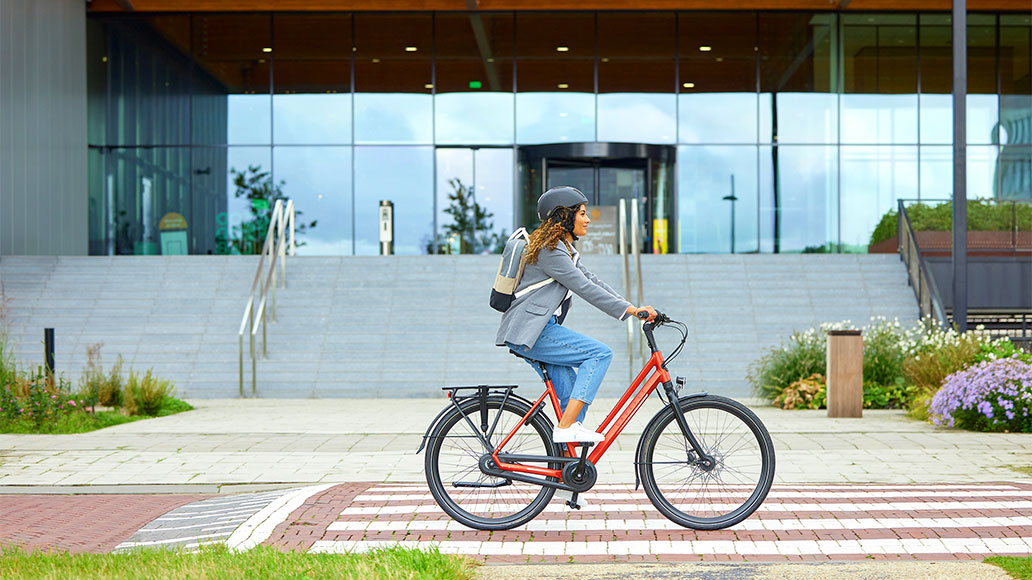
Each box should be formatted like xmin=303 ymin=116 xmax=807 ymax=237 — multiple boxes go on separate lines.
xmin=238 ymin=199 xmax=296 ymax=396
xmin=897 ymin=199 xmax=949 ymax=330
xmin=619 ymin=199 xmax=647 ymax=381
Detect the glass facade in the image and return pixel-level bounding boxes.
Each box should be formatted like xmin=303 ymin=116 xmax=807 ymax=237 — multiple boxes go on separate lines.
xmin=87 ymin=11 xmax=1032 ymax=256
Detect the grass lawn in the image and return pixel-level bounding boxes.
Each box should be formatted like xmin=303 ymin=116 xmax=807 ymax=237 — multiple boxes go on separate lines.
xmin=986 ymin=556 xmax=1032 ymax=580
xmin=0 ymin=544 xmax=477 ymax=580
xmin=0 ymin=398 xmax=193 ymax=434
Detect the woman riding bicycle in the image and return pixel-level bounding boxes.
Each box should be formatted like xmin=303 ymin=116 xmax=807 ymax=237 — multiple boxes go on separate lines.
xmin=497 ymin=186 xmax=657 ymax=444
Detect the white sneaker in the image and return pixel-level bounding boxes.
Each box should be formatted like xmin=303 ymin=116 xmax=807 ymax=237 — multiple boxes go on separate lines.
xmin=554 ymin=489 xmax=588 ymax=508
xmin=553 ymin=422 xmax=604 ymax=443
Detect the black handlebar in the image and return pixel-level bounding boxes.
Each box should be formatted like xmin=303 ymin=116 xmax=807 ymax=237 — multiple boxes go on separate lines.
xmin=636 ymin=309 xmax=670 ymax=324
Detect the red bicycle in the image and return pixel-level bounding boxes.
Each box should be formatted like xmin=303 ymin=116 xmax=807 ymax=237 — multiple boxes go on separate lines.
xmin=419 ymin=311 xmax=775 ymax=531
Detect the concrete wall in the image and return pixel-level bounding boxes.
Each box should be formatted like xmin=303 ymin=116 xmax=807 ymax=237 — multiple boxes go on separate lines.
xmin=0 ymin=0 xmax=87 ymax=256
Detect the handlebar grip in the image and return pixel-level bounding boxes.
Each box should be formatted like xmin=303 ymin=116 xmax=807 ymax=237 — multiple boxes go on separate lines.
xmin=635 ymin=310 xmax=650 ymax=320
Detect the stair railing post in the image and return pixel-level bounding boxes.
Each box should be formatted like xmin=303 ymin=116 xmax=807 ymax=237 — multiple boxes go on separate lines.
xmin=619 ymin=199 xmax=633 ymax=384
xmin=630 ymin=200 xmax=646 ymax=365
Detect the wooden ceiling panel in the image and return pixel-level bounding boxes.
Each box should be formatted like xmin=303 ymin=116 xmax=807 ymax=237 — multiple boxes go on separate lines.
xmin=88 ymin=0 xmax=1032 ymax=12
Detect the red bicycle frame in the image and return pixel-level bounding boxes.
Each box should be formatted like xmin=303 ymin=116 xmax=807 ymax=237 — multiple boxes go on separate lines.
xmin=490 ymin=349 xmax=672 ymax=480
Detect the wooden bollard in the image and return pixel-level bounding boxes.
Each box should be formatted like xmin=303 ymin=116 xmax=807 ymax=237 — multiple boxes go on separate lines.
xmin=826 ymin=330 xmax=862 ymax=418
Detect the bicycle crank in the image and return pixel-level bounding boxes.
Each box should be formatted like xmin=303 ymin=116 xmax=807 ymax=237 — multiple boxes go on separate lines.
xmin=561 ymin=460 xmax=597 ymax=493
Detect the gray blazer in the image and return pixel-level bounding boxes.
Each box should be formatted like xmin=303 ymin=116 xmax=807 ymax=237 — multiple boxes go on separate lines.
xmin=496 ymin=243 xmax=632 ymax=349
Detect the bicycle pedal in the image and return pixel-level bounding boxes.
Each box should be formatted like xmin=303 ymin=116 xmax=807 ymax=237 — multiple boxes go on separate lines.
xmin=566 ymin=500 xmax=582 ymax=510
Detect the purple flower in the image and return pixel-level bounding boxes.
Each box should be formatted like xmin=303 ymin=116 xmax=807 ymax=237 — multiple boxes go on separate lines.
xmin=930 ymin=357 xmax=1032 ymax=431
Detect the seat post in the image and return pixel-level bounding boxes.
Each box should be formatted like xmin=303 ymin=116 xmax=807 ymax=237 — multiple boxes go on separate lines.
xmin=537 ymin=362 xmax=550 ymax=382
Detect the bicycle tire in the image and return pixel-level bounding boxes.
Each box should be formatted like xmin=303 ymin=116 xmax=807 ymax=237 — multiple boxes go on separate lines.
xmin=637 ymin=394 xmax=775 ymax=530
xmin=425 ymin=397 xmax=560 ymax=531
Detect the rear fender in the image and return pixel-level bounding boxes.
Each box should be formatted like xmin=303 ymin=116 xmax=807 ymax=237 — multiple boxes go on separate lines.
xmin=416 ymin=392 xmax=540 ymax=454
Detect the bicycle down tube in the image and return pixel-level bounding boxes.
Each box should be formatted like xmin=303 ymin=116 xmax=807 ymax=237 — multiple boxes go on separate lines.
xmin=490 ymin=347 xmax=673 ymax=478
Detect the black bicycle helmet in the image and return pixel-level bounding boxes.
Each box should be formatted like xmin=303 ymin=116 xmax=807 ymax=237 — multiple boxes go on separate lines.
xmin=537 ymin=186 xmax=588 ymax=222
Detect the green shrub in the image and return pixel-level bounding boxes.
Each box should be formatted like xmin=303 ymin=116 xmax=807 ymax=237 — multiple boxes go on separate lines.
xmin=747 ymin=325 xmax=836 ymax=402
xmin=773 ymin=374 xmax=825 ymax=410
xmin=868 ymin=199 xmax=1032 ymax=246
xmin=123 ymin=369 xmax=175 ymax=417
xmin=98 ymin=355 xmax=125 ymax=408
xmin=750 ymin=316 xmax=1015 ymax=411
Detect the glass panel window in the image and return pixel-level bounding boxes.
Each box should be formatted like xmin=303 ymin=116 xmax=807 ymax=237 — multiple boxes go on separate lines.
xmin=435 ymin=13 xmax=515 ymax=145
xmin=840 ymin=146 xmax=918 ymax=251
xmin=1000 ymin=16 xmax=1032 ymax=150
xmin=597 ymin=13 xmax=676 ymax=144
xmin=353 ymin=14 xmax=433 ymax=144
xmin=998 ymin=146 xmax=1031 ymax=201
xmin=759 ymin=13 xmax=837 ymax=144
xmin=191 ymin=14 xmax=271 ymax=145
xmin=769 ymin=146 xmax=838 ymax=252
xmin=197 ymin=147 xmax=271 ymax=255
xmin=105 ymin=147 xmax=194 ymax=254
xmin=677 ymin=145 xmax=759 ymax=253
xmin=274 ymin=147 xmax=353 ymax=255
xmin=354 ymin=146 xmax=433 ymax=255
xmin=968 ymin=145 xmax=1000 ymax=199
xmin=516 ymin=13 xmax=595 ymax=144
xmin=272 ymin=14 xmax=352 ymax=145
xmin=679 ymin=13 xmax=758 ymax=144
xmin=842 ymin=15 xmax=918 ymax=144
xmin=920 ymin=146 xmax=952 ymax=199
xmin=101 ymin=17 xmax=193 ymax=147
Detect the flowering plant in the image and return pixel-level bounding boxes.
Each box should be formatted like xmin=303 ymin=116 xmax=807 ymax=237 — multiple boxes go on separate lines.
xmin=929 ymin=356 xmax=1032 ymax=433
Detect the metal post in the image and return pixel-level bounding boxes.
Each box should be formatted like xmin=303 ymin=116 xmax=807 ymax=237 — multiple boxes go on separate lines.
xmin=630 ymin=201 xmax=646 ymax=364
xmin=724 ymin=175 xmax=738 ymax=254
xmin=44 ymin=328 xmax=54 ymax=388
xmin=379 ymin=200 xmax=395 ymax=255
xmin=239 ymin=334 xmax=244 ymax=397
xmin=952 ymin=0 xmax=968 ymax=332
xmin=619 ymin=199 xmax=633 ymax=384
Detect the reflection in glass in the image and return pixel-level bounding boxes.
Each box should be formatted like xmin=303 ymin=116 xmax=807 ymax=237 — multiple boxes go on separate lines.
xmin=475 ymin=149 xmax=515 ymax=250
xmin=840 ymin=146 xmax=918 ymax=251
xmin=596 ymin=13 xmax=676 ymax=144
xmin=759 ymin=13 xmax=836 ymax=144
xmin=436 ymin=13 xmax=514 ymax=145
xmin=516 ymin=13 xmax=595 ymax=144
xmin=842 ymin=15 xmax=917 ymax=144
xmin=100 ymin=17 xmax=193 ymax=146
xmin=968 ymin=145 xmax=1000 ymax=199
xmin=354 ymin=146 xmax=433 ymax=255
xmin=678 ymin=146 xmax=759 ymax=253
xmin=191 ymin=14 xmax=271 ymax=145
xmin=680 ymin=93 xmax=758 ymax=144
xmin=274 ymin=147 xmax=352 ymax=255
xmin=273 ymin=94 xmax=352 ymax=145
xmin=841 ymin=95 xmax=918 ymax=144
xmin=920 ymin=146 xmax=952 ymax=199
xmin=597 ymin=94 xmax=676 ymax=143
xmin=202 ymin=147 xmax=271 ymax=254
xmin=772 ymin=146 xmax=838 ymax=252
xmin=353 ymin=14 xmax=433 ymax=144
xmin=106 ymin=147 xmax=194 ymax=255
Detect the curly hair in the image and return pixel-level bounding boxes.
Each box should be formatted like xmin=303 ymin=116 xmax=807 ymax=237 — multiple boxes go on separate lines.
xmin=525 ymin=206 xmax=576 ymax=264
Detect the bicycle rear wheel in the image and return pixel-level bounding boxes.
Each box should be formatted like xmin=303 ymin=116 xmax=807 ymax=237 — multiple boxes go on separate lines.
xmin=638 ymin=394 xmax=775 ymax=530
xmin=425 ymin=397 xmax=560 ymax=530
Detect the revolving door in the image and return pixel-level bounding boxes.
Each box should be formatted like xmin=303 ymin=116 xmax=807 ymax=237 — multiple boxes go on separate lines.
xmin=517 ymin=143 xmax=676 ymax=254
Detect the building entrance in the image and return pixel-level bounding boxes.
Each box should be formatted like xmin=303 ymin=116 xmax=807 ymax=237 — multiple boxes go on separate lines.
xmin=518 ymin=143 xmax=675 ymax=254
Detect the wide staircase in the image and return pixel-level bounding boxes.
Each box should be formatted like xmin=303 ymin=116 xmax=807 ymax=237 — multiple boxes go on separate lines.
xmin=1 ymin=254 xmax=918 ymax=399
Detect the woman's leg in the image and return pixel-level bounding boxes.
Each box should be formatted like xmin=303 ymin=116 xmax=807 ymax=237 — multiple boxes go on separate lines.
xmin=513 ymin=320 xmax=612 ymax=426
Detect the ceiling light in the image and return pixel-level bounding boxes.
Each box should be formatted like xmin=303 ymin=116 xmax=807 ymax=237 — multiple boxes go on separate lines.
xmin=682 ymin=82 xmax=695 ymax=88
xmin=371 ymin=58 xmax=380 ymax=63
xmin=557 ymin=83 xmax=569 ymax=89
xmin=262 ymin=47 xmax=272 ymax=53
xmin=487 ymin=58 xmax=495 ymax=63
xmin=698 ymin=46 xmax=712 ymax=52
xmin=601 ymin=58 xmax=609 ymax=63
xmin=556 ymin=46 xmax=569 ymax=52
xmin=405 ymin=46 xmax=418 ymax=52
xmin=715 ymin=57 xmax=724 ymax=62
xmin=424 ymin=83 xmax=434 ymax=89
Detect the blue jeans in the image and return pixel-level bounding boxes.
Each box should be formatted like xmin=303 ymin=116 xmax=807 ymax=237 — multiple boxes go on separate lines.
xmin=507 ymin=317 xmax=613 ymax=424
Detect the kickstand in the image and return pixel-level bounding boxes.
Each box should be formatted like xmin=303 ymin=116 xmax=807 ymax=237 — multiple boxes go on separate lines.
xmin=566 ymin=493 xmax=582 ymax=510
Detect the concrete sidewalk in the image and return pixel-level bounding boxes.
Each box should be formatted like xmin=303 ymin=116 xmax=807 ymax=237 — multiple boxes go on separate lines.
xmin=0 ymin=397 xmax=1029 ymax=492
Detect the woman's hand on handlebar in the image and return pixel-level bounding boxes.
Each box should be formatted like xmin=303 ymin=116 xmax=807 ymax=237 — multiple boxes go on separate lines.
xmin=630 ymin=306 xmax=658 ymax=322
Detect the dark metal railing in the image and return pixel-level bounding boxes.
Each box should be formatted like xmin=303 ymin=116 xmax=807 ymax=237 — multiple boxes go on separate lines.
xmin=897 ymin=199 xmax=949 ymax=330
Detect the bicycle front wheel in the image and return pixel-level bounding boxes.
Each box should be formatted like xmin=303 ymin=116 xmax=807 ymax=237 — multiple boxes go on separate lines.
xmin=425 ymin=397 xmax=560 ymax=530
xmin=638 ymin=394 xmax=775 ymax=530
